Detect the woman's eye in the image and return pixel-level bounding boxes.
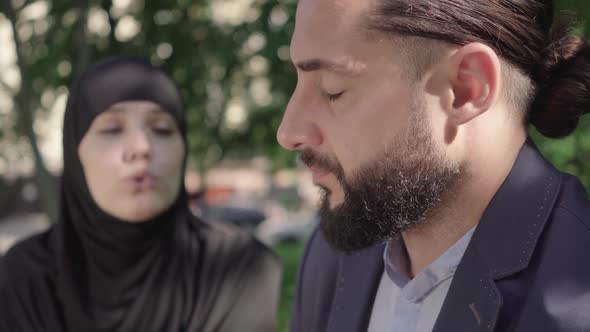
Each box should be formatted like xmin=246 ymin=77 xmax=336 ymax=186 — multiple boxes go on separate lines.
xmin=324 ymin=91 xmax=345 ymax=102
xmin=152 ymin=127 xmax=174 ymax=136
xmin=99 ymin=127 xmax=122 ymax=135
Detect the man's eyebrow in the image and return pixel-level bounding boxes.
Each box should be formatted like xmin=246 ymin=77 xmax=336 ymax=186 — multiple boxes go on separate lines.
xmin=293 ymin=58 xmax=363 ymax=76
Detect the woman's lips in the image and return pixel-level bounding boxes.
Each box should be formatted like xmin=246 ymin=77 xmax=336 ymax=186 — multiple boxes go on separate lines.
xmin=126 ymin=172 xmax=157 ymax=191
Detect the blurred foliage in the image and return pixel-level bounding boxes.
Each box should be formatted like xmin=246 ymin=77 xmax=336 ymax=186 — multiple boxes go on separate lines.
xmin=1 ymin=0 xmax=590 ymax=199
xmin=0 ymin=0 xmax=299 ymax=176
xmin=274 ymin=240 xmax=304 ymax=332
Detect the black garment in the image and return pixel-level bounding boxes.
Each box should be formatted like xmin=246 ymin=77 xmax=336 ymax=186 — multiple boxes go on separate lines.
xmin=290 ymin=142 xmax=590 ymax=332
xmin=0 ymin=57 xmax=280 ymax=332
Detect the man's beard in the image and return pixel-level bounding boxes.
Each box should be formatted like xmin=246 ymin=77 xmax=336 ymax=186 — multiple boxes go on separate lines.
xmin=301 ymin=99 xmax=462 ymax=253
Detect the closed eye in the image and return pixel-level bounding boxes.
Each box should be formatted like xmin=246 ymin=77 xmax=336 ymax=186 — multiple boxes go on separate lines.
xmin=152 ymin=127 xmax=175 ymax=136
xmin=99 ymin=127 xmax=122 ymax=135
xmin=324 ymin=91 xmax=345 ymax=102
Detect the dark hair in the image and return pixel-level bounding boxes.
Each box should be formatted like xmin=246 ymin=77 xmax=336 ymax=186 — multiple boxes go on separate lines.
xmin=365 ymin=0 xmax=590 ymax=138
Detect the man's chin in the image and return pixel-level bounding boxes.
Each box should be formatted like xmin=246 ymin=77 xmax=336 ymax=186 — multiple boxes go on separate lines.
xmin=320 ymin=187 xmax=345 ymax=210
xmin=318 ymin=196 xmax=383 ymax=253
xmin=327 ymin=197 xmax=344 ymax=210
xmin=319 ymin=217 xmax=383 ymax=254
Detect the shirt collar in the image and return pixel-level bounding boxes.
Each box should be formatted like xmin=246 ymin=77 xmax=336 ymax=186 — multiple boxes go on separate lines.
xmin=384 ymin=226 xmax=476 ymax=303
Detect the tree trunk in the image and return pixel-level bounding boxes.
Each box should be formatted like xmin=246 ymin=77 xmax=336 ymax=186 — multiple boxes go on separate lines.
xmin=2 ymin=0 xmax=58 ymax=222
xmin=74 ymin=0 xmax=92 ymax=77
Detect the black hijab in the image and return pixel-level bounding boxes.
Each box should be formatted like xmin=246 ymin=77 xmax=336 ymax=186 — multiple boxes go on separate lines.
xmin=0 ymin=57 xmax=280 ymax=332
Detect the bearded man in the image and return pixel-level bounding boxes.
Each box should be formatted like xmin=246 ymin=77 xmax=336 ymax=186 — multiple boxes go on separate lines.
xmin=277 ymin=0 xmax=590 ymax=331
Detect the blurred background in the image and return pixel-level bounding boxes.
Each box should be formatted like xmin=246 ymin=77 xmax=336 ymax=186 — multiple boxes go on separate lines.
xmin=0 ymin=0 xmax=590 ymax=330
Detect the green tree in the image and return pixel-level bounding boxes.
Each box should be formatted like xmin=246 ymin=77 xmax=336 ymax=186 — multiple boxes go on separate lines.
xmin=2 ymin=0 xmax=590 ymax=222
xmin=0 ymin=0 xmax=92 ymax=221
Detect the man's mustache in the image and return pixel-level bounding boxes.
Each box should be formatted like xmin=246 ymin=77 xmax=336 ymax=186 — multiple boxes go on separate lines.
xmin=299 ymin=149 xmax=343 ymax=178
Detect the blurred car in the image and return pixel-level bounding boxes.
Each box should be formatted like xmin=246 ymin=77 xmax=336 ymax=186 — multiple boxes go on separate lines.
xmin=189 ymin=190 xmax=267 ymax=231
xmin=201 ymin=205 xmax=267 ymax=231
xmin=256 ymin=213 xmax=317 ymax=246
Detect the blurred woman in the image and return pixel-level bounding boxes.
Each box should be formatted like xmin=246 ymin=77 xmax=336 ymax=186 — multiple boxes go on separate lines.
xmin=0 ymin=56 xmax=281 ymax=332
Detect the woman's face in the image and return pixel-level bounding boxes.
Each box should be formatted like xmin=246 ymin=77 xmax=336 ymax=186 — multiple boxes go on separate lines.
xmin=78 ymin=101 xmax=185 ymax=222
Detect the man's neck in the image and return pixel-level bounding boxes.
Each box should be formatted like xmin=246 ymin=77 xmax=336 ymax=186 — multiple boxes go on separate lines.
xmin=401 ymin=133 xmax=526 ymax=278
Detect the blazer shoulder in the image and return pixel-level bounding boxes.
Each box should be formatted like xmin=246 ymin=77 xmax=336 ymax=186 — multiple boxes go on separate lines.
xmin=554 ymin=174 xmax=590 ymax=232
xmin=290 ymin=223 xmax=342 ymax=331
xmin=300 ymin=224 xmax=340 ymax=276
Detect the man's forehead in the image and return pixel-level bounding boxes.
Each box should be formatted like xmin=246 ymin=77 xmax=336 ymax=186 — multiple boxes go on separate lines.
xmin=291 ymin=0 xmax=374 ymax=62
xmin=295 ymin=0 xmax=371 ymax=27
xmin=296 ymin=0 xmax=346 ymax=16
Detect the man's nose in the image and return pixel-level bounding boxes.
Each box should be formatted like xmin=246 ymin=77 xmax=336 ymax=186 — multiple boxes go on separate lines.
xmin=276 ymin=91 xmax=323 ymax=151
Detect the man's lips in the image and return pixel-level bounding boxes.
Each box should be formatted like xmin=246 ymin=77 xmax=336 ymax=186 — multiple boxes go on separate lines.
xmin=309 ymin=166 xmax=332 ymax=184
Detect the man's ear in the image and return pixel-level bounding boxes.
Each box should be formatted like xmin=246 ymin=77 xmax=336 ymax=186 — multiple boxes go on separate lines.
xmin=445 ymin=43 xmax=501 ymax=126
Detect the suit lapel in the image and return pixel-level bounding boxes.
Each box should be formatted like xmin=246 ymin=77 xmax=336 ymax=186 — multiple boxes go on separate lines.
xmin=433 ymin=142 xmax=562 ymax=331
xmin=432 ymin=245 xmax=502 ymax=332
xmin=327 ymin=243 xmax=385 ymax=332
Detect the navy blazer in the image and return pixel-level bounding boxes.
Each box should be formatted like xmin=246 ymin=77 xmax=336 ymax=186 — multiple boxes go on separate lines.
xmin=290 ymin=142 xmax=590 ymax=332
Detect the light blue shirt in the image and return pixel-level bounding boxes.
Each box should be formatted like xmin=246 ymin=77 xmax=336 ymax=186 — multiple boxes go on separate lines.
xmin=367 ymin=227 xmax=476 ymax=332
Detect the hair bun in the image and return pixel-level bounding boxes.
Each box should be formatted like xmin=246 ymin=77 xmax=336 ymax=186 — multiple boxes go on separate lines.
xmin=530 ymin=22 xmax=590 ymax=138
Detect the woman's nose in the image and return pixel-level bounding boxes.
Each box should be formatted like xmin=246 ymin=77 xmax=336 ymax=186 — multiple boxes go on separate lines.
xmin=123 ymin=130 xmax=152 ymax=162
